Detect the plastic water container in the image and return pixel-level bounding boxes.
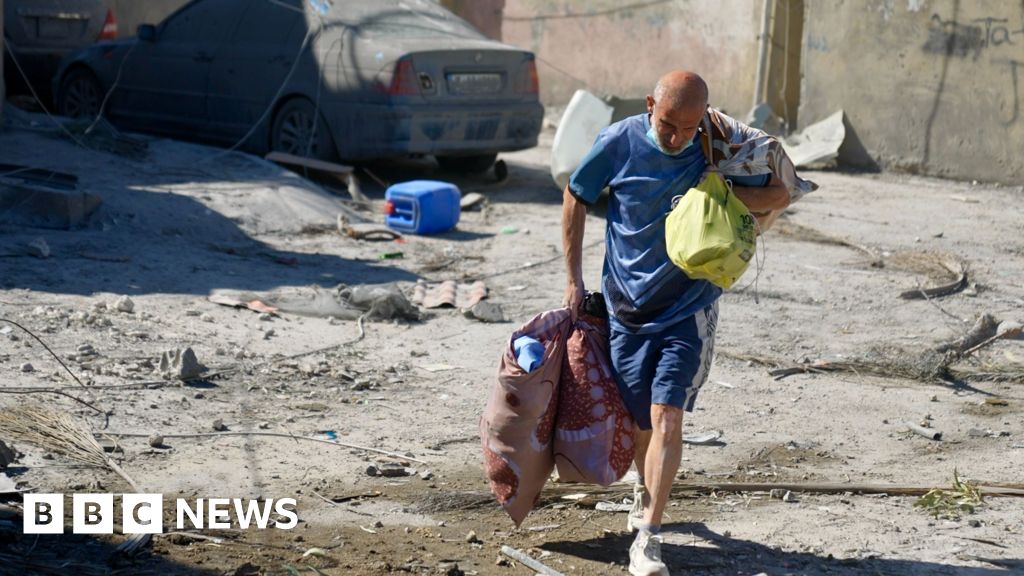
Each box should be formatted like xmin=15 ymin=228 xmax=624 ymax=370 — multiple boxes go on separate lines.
xmin=550 ymin=89 xmax=614 ymax=191
xmin=513 ymin=335 xmax=545 ymax=373
xmin=384 ymin=180 xmax=461 ymax=235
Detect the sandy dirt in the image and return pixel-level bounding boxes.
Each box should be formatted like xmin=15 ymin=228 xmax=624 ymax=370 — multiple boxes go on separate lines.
xmin=0 ymin=118 xmax=1023 ymax=576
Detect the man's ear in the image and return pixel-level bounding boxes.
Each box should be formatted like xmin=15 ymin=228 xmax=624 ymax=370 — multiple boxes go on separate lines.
xmin=645 ymin=95 xmax=655 ymax=115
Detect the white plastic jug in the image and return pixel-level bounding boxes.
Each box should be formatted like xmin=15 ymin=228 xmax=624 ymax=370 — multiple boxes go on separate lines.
xmin=550 ymin=89 xmax=614 ymax=191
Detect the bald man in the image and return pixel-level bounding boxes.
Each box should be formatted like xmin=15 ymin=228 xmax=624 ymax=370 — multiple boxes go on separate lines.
xmin=561 ymin=71 xmax=790 ymax=576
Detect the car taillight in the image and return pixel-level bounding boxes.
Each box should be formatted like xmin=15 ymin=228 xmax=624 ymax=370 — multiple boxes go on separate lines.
xmin=516 ymin=58 xmax=539 ymax=94
xmin=388 ymin=58 xmax=420 ymax=96
xmin=98 ymin=9 xmax=118 ymax=40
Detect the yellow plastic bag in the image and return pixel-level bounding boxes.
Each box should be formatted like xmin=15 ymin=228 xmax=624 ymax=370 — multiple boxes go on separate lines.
xmin=665 ymin=172 xmax=756 ymax=289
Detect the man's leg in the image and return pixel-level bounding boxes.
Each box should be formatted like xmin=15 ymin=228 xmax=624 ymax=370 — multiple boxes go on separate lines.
xmin=642 ymin=404 xmax=683 ymax=527
xmin=633 ymin=426 xmax=652 ymax=479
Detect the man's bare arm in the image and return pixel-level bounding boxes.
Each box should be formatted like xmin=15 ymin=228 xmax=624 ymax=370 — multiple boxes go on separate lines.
xmin=730 ymin=174 xmax=790 ymax=213
xmin=562 ymin=185 xmax=587 ymax=318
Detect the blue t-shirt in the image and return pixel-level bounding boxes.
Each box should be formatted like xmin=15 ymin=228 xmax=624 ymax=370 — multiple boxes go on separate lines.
xmin=568 ymin=114 xmax=769 ymax=334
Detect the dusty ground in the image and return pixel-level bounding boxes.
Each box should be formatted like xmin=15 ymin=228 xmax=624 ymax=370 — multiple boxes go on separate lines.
xmin=0 ymin=116 xmax=1023 ymax=576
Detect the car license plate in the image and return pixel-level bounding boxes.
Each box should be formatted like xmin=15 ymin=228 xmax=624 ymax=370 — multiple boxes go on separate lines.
xmin=38 ymin=18 xmax=73 ymax=39
xmin=446 ymin=73 xmax=503 ymax=95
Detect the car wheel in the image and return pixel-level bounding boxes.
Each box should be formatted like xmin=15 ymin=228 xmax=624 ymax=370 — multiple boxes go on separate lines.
xmin=57 ymin=68 xmax=103 ymax=119
xmin=271 ymin=98 xmax=335 ymax=160
xmin=436 ymin=153 xmax=498 ymax=174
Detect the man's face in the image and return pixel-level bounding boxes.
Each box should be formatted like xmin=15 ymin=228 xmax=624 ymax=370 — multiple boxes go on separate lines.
xmin=646 ymin=95 xmax=706 ymax=154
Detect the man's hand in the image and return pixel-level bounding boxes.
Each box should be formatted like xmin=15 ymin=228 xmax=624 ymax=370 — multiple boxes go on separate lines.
xmin=563 ymin=279 xmax=585 ymax=321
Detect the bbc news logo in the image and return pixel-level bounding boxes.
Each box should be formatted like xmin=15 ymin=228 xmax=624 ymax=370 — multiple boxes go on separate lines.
xmin=23 ymin=494 xmax=298 ymax=534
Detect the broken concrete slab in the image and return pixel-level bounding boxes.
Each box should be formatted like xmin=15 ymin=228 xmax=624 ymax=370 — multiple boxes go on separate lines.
xmin=782 ymin=110 xmax=846 ymax=168
xmin=158 ymin=347 xmax=205 ymax=380
xmin=0 ymin=182 xmax=102 ymax=229
xmin=463 ymin=301 xmax=505 ymax=323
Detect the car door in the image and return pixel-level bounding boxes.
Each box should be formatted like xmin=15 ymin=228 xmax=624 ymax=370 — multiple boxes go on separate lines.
xmin=206 ymin=0 xmax=304 ymax=142
xmin=113 ymin=0 xmax=241 ymax=136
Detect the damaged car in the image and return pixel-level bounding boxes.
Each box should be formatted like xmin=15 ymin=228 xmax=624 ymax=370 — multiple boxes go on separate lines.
xmin=53 ymin=0 xmax=543 ymax=172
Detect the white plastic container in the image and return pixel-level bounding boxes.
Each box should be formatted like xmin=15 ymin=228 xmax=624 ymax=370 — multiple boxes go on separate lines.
xmin=550 ymin=89 xmax=614 ymax=191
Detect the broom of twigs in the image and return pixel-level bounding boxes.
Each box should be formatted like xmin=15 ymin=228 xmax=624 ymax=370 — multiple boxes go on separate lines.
xmin=0 ymin=404 xmax=150 ymax=553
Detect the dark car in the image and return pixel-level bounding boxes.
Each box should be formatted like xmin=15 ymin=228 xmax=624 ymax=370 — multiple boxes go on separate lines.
xmin=53 ymin=0 xmax=543 ymax=172
xmin=3 ymin=0 xmax=117 ymax=101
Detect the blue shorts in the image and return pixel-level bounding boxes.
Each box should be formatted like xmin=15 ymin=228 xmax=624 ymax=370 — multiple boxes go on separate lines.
xmin=609 ymin=301 xmax=718 ymax=430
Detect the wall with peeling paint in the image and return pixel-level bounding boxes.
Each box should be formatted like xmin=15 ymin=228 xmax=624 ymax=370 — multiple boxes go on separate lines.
xmin=801 ymin=0 xmax=1024 ymax=182
xmin=500 ymin=0 xmax=765 ymax=118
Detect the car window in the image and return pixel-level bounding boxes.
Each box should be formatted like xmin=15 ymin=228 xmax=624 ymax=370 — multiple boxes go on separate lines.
xmin=232 ymin=0 xmax=303 ymax=46
xmin=161 ymin=0 xmax=242 ymax=44
xmin=331 ymin=0 xmax=484 ymax=40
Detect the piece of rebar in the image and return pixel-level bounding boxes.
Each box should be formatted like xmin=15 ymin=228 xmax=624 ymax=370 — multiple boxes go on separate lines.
xmin=500 ymin=545 xmax=565 ymax=576
xmin=903 ymin=421 xmax=942 ymax=440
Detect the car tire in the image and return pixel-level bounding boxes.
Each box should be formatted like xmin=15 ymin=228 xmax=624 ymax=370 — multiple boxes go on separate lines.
xmin=57 ymin=68 xmax=103 ymax=119
xmin=271 ymin=98 xmax=335 ymax=161
xmin=436 ymin=153 xmax=498 ymax=174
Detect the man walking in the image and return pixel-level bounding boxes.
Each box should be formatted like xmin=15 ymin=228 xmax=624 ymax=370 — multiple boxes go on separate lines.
xmin=561 ymin=70 xmax=791 ymax=575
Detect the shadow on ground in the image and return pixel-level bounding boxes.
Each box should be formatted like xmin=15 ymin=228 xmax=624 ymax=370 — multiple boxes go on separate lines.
xmin=542 ymin=522 xmax=1018 ymax=575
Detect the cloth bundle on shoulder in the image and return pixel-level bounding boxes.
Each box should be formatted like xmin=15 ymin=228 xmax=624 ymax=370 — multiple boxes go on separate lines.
xmin=665 ymin=171 xmax=757 ymax=289
xmin=553 ymin=309 xmax=635 ymax=485
xmin=480 ymin=308 xmax=572 ymax=526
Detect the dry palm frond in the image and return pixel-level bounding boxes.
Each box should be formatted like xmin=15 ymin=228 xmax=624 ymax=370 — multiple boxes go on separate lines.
xmin=0 ymin=404 xmax=139 ymax=490
xmin=0 ymin=405 xmax=150 ymax=554
xmin=914 ymin=469 xmax=984 ymax=519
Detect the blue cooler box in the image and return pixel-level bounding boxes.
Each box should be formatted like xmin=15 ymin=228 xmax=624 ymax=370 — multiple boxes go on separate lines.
xmin=384 ymin=180 xmax=461 ymax=235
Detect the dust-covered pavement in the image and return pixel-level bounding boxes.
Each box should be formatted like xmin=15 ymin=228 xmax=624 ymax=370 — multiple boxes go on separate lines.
xmin=1 ymin=121 xmax=1023 ymax=576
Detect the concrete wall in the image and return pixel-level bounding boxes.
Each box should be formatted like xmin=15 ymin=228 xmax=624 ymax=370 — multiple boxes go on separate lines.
xmin=801 ymin=0 xmax=1024 ymax=182
xmin=501 ymin=0 xmax=765 ymax=116
xmin=440 ymin=0 xmax=505 ymax=40
xmin=107 ymin=0 xmax=188 ymax=36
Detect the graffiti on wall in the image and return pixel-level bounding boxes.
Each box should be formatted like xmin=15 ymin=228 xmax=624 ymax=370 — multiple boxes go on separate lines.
xmin=924 ymin=13 xmax=1024 ymax=125
xmin=924 ymin=14 xmax=1023 ymax=59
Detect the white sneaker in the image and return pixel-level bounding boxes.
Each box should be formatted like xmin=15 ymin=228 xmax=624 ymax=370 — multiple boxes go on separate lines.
xmin=626 ymin=482 xmax=647 ymax=532
xmin=629 ymin=529 xmax=669 ymax=576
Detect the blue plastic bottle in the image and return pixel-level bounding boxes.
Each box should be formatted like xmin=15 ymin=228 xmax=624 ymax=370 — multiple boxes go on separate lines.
xmin=384 ymin=180 xmax=461 ymax=235
xmin=513 ymin=336 xmax=545 ymax=373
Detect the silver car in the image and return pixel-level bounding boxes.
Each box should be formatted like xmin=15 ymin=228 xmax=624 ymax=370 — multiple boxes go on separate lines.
xmin=4 ymin=0 xmax=117 ymax=101
xmin=54 ymin=0 xmax=543 ymax=172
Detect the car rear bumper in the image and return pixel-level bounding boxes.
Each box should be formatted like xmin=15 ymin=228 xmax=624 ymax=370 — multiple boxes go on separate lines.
xmin=322 ymin=100 xmax=543 ymax=159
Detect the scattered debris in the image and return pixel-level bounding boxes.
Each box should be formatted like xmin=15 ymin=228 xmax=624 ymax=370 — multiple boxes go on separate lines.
xmin=499 ymin=545 xmax=565 ymax=576
xmin=26 ymin=238 xmax=50 ymax=259
xmin=460 ymin=192 xmax=486 ymax=210
xmin=209 ymin=284 xmax=419 ymax=322
xmin=0 ymin=163 xmax=78 ymax=190
xmin=412 ymin=280 xmax=488 ymax=309
xmin=781 ymin=109 xmax=846 ymax=168
xmin=378 ymin=251 xmax=404 ymax=260
xmin=594 ymin=502 xmax=632 ymax=512
xmin=903 ymin=421 xmax=942 ymax=441
xmin=207 ymin=292 xmax=279 ymax=316
xmin=265 ymin=151 xmax=367 ymax=203
xmin=0 ymin=181 xmax=102 ymax=229
xmin=114 ymin=295 xmax=135 ymax=314
xmin=212 ymin=419 xmax=228 ymax=432
xmin=463 ymin=301 xmax=505 ymax=323
xmin=683 ymin=430 xmax=723 ymax=445
xmin=339 ymin=219 xmax=402 ymax=241
xmin=914 ymin=470 xmax=984 ymax=519
xmin=158 ymin=348 xmax=205 ymax=380
xmin=465 ymin=530 xmax=480 ymax=543
xmin=0 ymin=440 xmax=19 ymax=469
